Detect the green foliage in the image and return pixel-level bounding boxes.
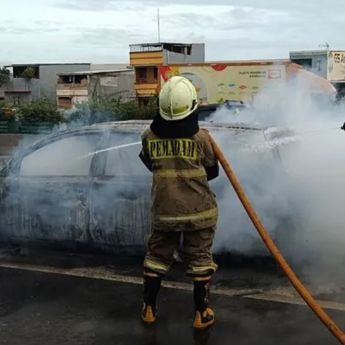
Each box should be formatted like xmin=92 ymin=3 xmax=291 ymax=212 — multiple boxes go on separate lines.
xmin=21 ymin=67 xmax=36 ymax=80
xmin=0 ymin=100 xmax=15 ymax=120
xmin=0 ymin=67 xmax=10 ymax=86
xmin=1 ymin=96 xmax=158 ymax=131
xmin=17 ymin=98 xmax=65 ymax=124
xmin=67 ymin=97 xmax=158 ymax=126
xmin=0 ymin=100 xmax=7 ymax=117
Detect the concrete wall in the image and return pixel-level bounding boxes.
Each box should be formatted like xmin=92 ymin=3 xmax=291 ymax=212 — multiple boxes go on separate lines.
xmin=39 ymin=64 xmax=91 ymax=102
xmin=3 ymin=64 xmax=91 ymax=104
xmin=89 ymin=71 xmax=135 ymax=100
xmin=2 ymin=78 xmax=40 ymax=103
xmin=290 ymin=51 xmax=328 ymax=79
xmin=310 ymin=55 xmax=328 ymax=78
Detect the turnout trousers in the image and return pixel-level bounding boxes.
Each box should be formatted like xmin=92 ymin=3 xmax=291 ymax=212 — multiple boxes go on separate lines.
xmin=143 ymin=227 xmax=218 ymax=276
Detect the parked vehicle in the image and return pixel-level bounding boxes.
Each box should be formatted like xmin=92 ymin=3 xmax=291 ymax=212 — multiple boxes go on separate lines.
xmin=160 ymin=62 xmax=336 ymax=106
xmin=195 ymin=100 xmax=249 ymax=121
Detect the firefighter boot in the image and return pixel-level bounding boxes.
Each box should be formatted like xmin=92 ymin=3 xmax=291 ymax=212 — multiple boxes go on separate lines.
xmin=142 ymin=272 xmax=162 ymax=324
xmin=193 ymin=277 xmax=215 ymax=329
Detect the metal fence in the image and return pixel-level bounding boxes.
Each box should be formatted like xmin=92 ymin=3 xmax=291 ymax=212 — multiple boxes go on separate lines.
xmin=0 ymin=120 xmax=55 ymax=134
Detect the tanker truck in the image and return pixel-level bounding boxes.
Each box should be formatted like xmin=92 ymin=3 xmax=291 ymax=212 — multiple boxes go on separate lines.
xmin=160 ymin=61 xmax=336 ymax=117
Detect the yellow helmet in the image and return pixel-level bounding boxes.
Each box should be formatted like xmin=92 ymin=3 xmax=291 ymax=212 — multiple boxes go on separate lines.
xmin=159 ymin=76 xmax=198 ymax=121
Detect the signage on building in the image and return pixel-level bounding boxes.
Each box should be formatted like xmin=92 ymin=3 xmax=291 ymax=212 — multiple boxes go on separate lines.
xmin=328 ymin=51 xmax=345 ymax=81
xmin=160 ymin=64 xmax=286 ymax=104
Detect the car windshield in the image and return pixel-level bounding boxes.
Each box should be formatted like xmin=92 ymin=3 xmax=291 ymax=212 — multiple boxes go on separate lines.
xmin=104 ymin=133 xmax=148 ymax=177
xmin=20 ymin=133 xmax=100 ymax=176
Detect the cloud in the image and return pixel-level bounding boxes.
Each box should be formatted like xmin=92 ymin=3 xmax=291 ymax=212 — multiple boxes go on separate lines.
xmin=162 ymin=13 xmax=218 ymax=29
xmin=2 ymin=0 xmax=345 ymax=64
xmin=0 ymin=27 xmax=60 ymax=35
xmin=55 ymin=0 xmax=118 ymax=11
xmin=54 ymin=0 xmax=345 ymax=14
xmin=34 ymin=20 xmax=62 ymax=26
xmin=162 ymin=6 xmax=291 ymax=35
xmin=55 ymin=0 xmax=146 ymax=12
xmin=75 ymin=28 xmax=144 ymax=47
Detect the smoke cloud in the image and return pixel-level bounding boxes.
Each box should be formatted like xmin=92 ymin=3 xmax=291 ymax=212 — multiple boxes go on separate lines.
xmin=211 ymin=76 xmax=345 ymax=287
xmin=0 ymin=76 xmax=344 ymax=288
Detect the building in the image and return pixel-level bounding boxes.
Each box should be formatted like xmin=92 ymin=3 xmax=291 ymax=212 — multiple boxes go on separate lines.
xmin=290 ymin=50 xmax=345 ymax=96
xmin=56 ymin=68 xmax=135 ymax=110
xmin=129 ymin=42 xmax=205 ymax=103
xmin=1 ymin=63 xmax=91 ymax=104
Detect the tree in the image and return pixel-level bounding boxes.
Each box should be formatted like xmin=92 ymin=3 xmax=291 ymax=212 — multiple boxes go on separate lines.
xmin=17 ymin=98 xmax=65 ymax=124
xmin=20 ymin=66 xmax=37 ymax=93
xmin=67 ymin=97 xmax=158 ymax=126
xmin=0 ymin=67 xmax=10 ymax=86
xmin=21 ymin=67 xmax=36 ymax=80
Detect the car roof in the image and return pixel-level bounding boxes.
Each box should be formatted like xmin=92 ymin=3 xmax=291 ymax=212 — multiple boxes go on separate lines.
xmin=5 ymin=120 xmax=264 ymax=164
xmin=18 ymin=120 xmax=266 ymax=155
xmin=2 ymin=120 xmax=294 ymax=175
xmin=86 ymin=120 xmax=263 ymax=132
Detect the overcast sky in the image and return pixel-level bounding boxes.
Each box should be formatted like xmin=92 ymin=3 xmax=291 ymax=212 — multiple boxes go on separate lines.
xmin=1 ymin=0 xmax=344 ymax=66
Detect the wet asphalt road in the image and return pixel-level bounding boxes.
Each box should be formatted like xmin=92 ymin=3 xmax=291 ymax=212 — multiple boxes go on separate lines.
xmin=0 ymin=264 xmax=344 ymax=345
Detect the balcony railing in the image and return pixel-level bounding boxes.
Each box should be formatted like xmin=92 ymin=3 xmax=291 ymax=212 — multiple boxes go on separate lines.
xmin=136 ymin=78 xmax=158 ymax=84
xmin=57 ymin=83 xmax=88 ymax=90
xmin=130 ymin=44 xmax=163 ymax=53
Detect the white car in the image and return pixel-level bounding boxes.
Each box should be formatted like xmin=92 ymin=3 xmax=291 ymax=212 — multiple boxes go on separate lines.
xmin=0 ymin=120 xmax=294 ymax=255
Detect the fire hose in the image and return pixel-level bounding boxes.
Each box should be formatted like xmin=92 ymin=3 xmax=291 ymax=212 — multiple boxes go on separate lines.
xmin=209 ymin=135 xmax=345 ymax=344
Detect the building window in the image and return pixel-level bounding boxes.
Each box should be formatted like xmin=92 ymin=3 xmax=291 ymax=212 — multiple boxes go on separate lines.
xmin=291 ymin=58 xmax=312 ymax=69
xmin=13 ymin=65 xmax=40 ymax=79
xmin=20 ymin=134 xmax=99 ymax=176
xmin=163 ymin=44 xmax=192 ymax=55
xmin=59 ymin=75 xmax=74 ymax=84
xmin=136 ymin=67 xmax=147 ymax=83
xmin=9 ymin=96 xmax=22 ymax=105
xmin=105 ymin=133 xmax=149 ymax=177
xmin=58 ymin=96 xmax=72 ymax=109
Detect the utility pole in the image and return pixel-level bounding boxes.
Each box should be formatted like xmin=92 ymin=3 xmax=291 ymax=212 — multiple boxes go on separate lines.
xmin=318 ymin=42 xmax=330 ymax=51
xmin=157 ymin=8 xmax=161 ymax=42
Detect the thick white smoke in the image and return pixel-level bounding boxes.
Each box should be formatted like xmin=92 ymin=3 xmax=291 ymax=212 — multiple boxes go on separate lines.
xmin=1 ymin=77 xmax=344 ymax=287
xmin=210 ymin=76 xmax=345 ymax=286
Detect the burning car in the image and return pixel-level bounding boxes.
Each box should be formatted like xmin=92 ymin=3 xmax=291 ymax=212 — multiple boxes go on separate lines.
xmin=0 ymin=120 xmax=295 ymax=254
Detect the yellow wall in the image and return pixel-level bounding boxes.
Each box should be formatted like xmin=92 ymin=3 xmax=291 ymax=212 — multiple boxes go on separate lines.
xmin=134 ymin=83 xmax=159 ymax=96
xmin=130 ymin=51 xmax=164 ymax=66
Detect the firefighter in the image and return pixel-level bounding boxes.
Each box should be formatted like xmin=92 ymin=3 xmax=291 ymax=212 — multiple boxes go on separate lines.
xmin=139 ymin=76 xmax=219 ymax=329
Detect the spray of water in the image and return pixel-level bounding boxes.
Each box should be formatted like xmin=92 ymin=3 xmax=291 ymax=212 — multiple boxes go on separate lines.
xmin=81 ymin=141 xmax=141 ymax=159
